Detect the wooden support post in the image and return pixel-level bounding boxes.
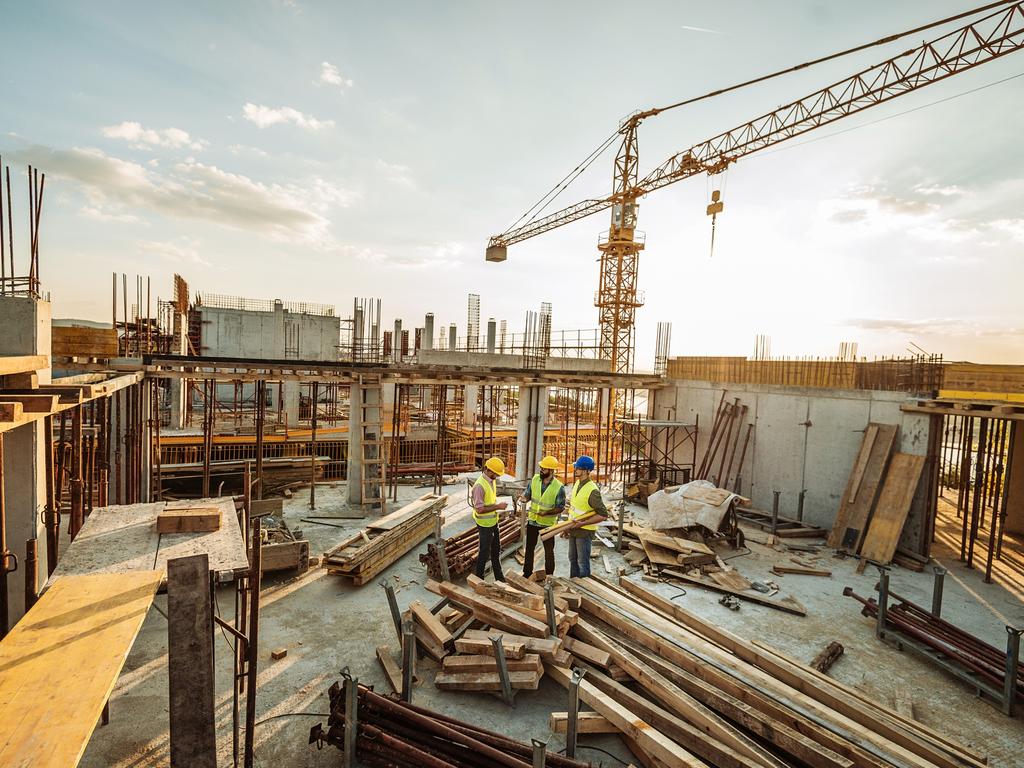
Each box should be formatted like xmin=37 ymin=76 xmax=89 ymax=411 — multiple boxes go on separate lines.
xmin=70 ymin=406 xmax=84 ymax=539
xmin=42 ymin=414 xmax=58 ymax=575
xmin=167 ymin=554 xmax=216 ymax=768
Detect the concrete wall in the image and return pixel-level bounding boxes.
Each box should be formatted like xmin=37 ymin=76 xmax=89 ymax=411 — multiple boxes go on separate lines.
xmin=0 ymin=297 xmax=51 ymax=626
xmin=198 ymin=304 xmax=339 ymax=361
xmin=652 ymin=380 xmax=933 ymax=540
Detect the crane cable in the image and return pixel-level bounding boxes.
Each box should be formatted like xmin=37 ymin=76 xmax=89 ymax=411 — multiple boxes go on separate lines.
xmin=500 ymin=0 xmax=1017 ymax=238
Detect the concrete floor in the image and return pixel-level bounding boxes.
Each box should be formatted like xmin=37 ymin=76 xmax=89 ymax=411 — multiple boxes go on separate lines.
xmin=80 ymin=484 xmax=1024 ymax=768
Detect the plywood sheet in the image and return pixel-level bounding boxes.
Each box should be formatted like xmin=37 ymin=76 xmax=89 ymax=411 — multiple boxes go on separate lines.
xmin=858 ymin=453 xmax=926 ymax=565
xmin=0 ymin=571 xmax=162 ymax=768
xmin=47 ymin=497 xmax=249 ymax=585
xmin=827 ymin=423 xmax=898 ymax=552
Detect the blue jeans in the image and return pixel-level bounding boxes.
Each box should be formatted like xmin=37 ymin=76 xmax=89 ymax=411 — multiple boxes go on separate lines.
xmin=568 ymin=534 xmax=592 ymax=578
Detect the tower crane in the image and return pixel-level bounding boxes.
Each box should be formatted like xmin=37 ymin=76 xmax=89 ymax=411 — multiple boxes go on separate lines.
xmin=486 ymin=2 xmax=1024 ymax=385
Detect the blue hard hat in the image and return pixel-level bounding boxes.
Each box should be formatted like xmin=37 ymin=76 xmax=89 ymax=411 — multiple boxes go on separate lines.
xmin=573 ymin=455 xmax=595 ymax=471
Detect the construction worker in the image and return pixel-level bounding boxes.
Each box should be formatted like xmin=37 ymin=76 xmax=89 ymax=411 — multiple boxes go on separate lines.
xmin=562 ymin=455 xmax=608 ymax=578
xmin=472 ymin=456 xmax=509 ymax=581
xmin=518 ymin=455 xmax=565 ymax=578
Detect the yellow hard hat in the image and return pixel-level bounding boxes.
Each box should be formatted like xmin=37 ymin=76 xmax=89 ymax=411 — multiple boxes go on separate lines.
xmin=484 ymin=457 xmax=506 ymax=475
xmin=539 ymin=456 xmax=560 ymax=470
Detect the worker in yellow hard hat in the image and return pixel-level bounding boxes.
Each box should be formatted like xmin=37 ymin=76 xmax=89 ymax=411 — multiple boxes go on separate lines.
xmin=518 ymin=455 xmax=565 ymax=578
xmin=562 ymin=455 xmax=608 ymax=578
xmin=472 ymin=456 xmax=509 ymax=581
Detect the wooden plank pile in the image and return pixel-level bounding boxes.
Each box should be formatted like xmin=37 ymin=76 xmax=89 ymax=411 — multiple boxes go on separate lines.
xmin=419 ymin=511 xmax=520 ymax=580
xmin=410 ymin=573 xmax=583 ymax=692
xmin=828 ymin=423 xmax=929 ymax=570
xmin=323 ymin=494 xmax=447 ymax=585
xmin=314 ymin=681 xmax=592 ymax=768
xmin=553 ymin=575 xmax=986 ymax=768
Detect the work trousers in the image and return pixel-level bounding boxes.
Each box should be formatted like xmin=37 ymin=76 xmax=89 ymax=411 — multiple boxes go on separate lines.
xmin=474 ymin=523 xmax=504 ymax=581
xmin=568 ymin=533 xmax=592 ymax=578
xmin=523 ymin=522 xmax=555 ymax=577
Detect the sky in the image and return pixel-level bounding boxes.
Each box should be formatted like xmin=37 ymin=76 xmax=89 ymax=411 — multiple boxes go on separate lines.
xmin=2 ymin=0 xmax=1023 ymax=369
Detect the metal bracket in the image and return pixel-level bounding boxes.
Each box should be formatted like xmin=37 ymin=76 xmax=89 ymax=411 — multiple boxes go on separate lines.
xmin=566 ymin=667 xmax=585 ymax=759
xmin=490 ymin=634 xmax=516 ymax=707
xmin=380 ymin=580 xmax=402 ymax=642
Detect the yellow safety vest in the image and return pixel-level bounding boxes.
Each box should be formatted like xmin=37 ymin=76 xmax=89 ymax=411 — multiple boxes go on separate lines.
xmin=528 ymin=474 xmax=563 ymax=527
xmin=472 ymin=474 xmax=499 ymax=528
xmin=569 ymin=480 xmax=600 ymax=530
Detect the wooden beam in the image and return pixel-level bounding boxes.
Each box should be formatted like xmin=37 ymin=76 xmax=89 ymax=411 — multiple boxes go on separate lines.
xmin=0 ymin=355 xmax=47 ymax=377
xmin=548 ymin=711 xmax=617 ymax=734
xmin=167 ymin=555 xmax=216 ymax=768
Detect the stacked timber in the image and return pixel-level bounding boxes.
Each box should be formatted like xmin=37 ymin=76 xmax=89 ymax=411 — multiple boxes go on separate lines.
xmin=416 ymin=573 xmax=582 ymax=692
xmin=419 ymin=511 xmax=520 ymax=580
xmin=315 ymin=682 xmax=592 ymax=768
xmin=323 ymin=494 xmax=447 ymax=585
xmin=554 ymin=574 xmax=987 ymax=768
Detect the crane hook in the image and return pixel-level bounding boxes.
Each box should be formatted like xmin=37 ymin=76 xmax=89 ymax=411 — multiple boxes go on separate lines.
xmin=706 ymin=189 xmax=724 ymax=258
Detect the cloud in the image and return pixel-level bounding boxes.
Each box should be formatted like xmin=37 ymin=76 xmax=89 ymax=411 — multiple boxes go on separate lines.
xmin=242 ymin=103 xmax=334 ymax=131
xmin=102 ymin=121 xmax=207 ymax=150
xmin=353 ymin=240 xmax=465 ymax=270
xmin=228 ymin=143 xmax=269 ymax=157
xmin=7 ymin=143 xmax=355 ymax=245
xmin=319 ymin=61 xmax=353 ymax=91
xmin=136 ymin=238 xmax=211 ymax=266
xmin=990 ymin=218 xmax=1024 ymax=243
xmin=846 ymin=316 xmax=1024 ymax=339
xmin=376 ymin=159 xmax=415 ymax=188
xmin=681 ymin=24 xmax=722 ymax=34
xmin=915 ymin=184 xmax=964 ymax=197
xmin=80 ymin=205 xmax=139 ymax=223
xmin=829 ymin=209 xmax=867 ymax=224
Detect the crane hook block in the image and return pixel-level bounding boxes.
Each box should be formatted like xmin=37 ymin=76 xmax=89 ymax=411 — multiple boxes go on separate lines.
xmin=706 ymin=189 xmax=723 ymax=216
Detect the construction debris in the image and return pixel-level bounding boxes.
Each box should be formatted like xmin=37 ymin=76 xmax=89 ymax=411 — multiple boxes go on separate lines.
xmin=323 ymin=494 xmax=447 ymax=585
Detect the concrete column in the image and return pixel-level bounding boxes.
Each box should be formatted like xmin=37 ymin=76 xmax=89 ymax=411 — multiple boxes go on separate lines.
xmin=422 ymin=313 xmax=434 ymax=351
xmin=347 ymin=383 xmax=385 ymax=505
xmin=0 ymin=296 xmax=51 ymax=626
xmin=515 ymin=386 xmax=549 ymax=480
xmin=463 ymin=385 xmax=478 ymax=428
xmin=486 ymin=319 xmax=497 ymax=354
xmin=393 ymin=319 xmax=403 ymax=363
xmin=448 ymin=324 xmax=457 ymax=351
xmin=281 ymin=381 xmax=301 ymax=427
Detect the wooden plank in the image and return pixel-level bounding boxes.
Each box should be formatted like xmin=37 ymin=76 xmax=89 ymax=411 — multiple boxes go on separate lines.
xmin=167 ymin=555 xmax=216 ymax=768
xmin=250 ymin=498 xmax=284 ymax=517
xmin=52 ymin=326 xmax=119 ymax=357
xmin=548 ymin=711 xmax=617 ymax=734
xmin=616 ymin=578 xmax=983 ymax=768
xmin=562 ymin=636 xmax=612 ymax=669
xmin=434 ymin=669 xmax=541 ymax=691
xmin=158 ymin=506 xmax=222 ymax=534
xmin=771 ymin=565 xmax=832 ymax=577
xmin=639 ymin=530 xmax=714 ymax=556
xmin=0 ymin=571 xmax=162 ymax=768
xmin=367 ymin=493 xmax=446 ymax=531
xmin=847 ymin=424 xmax=878 ymax=503
xmin=259 ymin=539 xmax=309 ymax=573
xmin=0 ymin=354 xmax=47 ymax=377
xmin=466 ymin=574 xmax=545 ymax=610
xmin=504 ymin=571 xmax=569 ymax=611
xmin=441 ymin=653 xmax=542 ymax=674
xmin=0 ymin=402 xmax=23 ymax=422
xmin=376 ymin=645 xmax=403 ymax=693
xmin=858 ymin=453 xmax=926 ymax=565
xmin=827 ymin=423 xmax=898 ymax=552
xmin=409 ymin=600 xmax=453 ymax=648
xmin=0 ymin=394 xmax=58 ymax=413
xmin=432 ymin=582 xmax=549 ymax=637
xmin=547 ymin=665 xmax=709 ymax=768
xmin=453 ymin=636 xmax=526 ymax=660
xmin=639 ymin=537 xmax=682 ymax=567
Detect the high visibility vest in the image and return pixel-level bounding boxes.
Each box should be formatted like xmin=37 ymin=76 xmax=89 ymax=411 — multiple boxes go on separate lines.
xmin=569 ymin=480 xmax=600 ymax=530
xmin=528 ymin=474 xmax=563 ymax=527
xmin=472 ymin=474 xmax=499 ymax=528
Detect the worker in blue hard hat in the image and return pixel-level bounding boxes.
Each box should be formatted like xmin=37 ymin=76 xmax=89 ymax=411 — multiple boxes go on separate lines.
xmin=472 ymin=456 xmax=509 ymax=581
xmin=562 ymin=455 xmax=608 ymax=578
xmin=518 ymin=455 xmax=565 ymax=578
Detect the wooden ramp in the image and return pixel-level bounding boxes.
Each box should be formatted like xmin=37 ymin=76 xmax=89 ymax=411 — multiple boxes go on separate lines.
xmin=0 ymin=570 xmax=162 ymax=768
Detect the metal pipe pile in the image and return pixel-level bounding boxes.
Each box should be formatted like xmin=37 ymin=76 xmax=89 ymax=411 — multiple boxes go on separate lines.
xmin=845 ymin=587 xmax=1023 ymax=702
xmin=316 ymin=681 xmax=592 ymax=768
xmin=419 ymin=512 xmax=520 ymax=580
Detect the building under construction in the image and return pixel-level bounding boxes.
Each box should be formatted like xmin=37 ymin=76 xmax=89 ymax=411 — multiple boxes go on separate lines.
xmin=1 ymin=4 xmax=1023 ymax=768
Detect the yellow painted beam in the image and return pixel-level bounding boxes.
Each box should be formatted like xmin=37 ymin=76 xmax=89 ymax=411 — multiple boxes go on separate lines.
xmin=0 ymin=571 xmax=162 ymax=768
